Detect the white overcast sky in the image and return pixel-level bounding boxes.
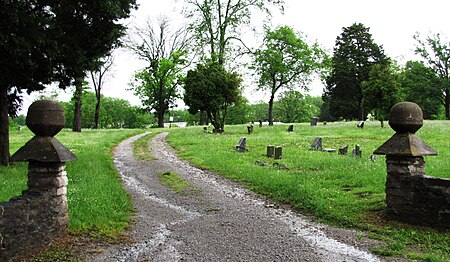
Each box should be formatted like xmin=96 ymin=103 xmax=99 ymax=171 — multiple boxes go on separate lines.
xmin=22 ymin=0 xmax=450 ymax=113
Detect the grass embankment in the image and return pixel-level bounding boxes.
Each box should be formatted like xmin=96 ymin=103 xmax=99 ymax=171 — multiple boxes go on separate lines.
xmin=0 ymin=128 xmax=145 ymax=238
xmin=166 ymin=121 xmax=449 ymax=261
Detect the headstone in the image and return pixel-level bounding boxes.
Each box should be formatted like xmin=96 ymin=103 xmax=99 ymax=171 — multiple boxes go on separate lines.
xmin=310 ymin=117 xmax=318 ymax=126
xmin=273 ymin=162 xmax=288 ymax=170
xmin=203 ymin=127 xmax=208 ymax=132
xmin=351 ymin=144 xmax=362 ymax=157
xmin=339 ymin=145 xmax=348 ymax=155
xmin=18 ymin=125 xmax=24 ymax=131
xmin=311 ymin=137 xmax=322 ymax=151
xmin=247 ymin=124 xmax=254 ymax=134
xmin=322 ymin=148 xmax=336 ymax=153
xmin=274 ymin=146 xmax=282 ymax=159
xmin=236 ymin=137 xmax=248 ymax=152
xmin=259 ymin=119 xmax=263 ymax=127
xmin=286 ymin=125 xmax=294 ymax=132
xmin=255 ymin=160 xmax=267 ymax=166
xmin=267 ymin=145 xmax=275 ymax=158
xmin=323 ymin=121 xmax=327 ymax=126
xmin=357 ymin=121 xmax=364 ymax=128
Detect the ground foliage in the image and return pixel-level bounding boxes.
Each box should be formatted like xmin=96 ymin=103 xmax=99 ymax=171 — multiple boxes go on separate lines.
xmin=167 ymin=121 xmax=449 ymax=260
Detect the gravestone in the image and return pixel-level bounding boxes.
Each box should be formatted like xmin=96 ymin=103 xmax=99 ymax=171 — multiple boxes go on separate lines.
xmin=351 ymin=144 xmax=362 ymax=157
xmin=323 ymin=121 xmax=327 ymax=126
xmin=322 ymin=148 xmax=336 ymax=153
xmin=236 ymin=137 xmax=248 ymax=152
xmin=259 ymin=119 xmax=262 ymax=127
xmin=310 ymin=117 xmax=318 ymax=126
xmin=338 ymin=145 xmax=349 ymax=155
xmin=357 ymin=121 xmax=364 ymax=128
xmin=267 ymin=145 xmax=275 ymax=158
xmin=286 ymin=125 xmax=294 ymax=132
xmin=311 ymin=137 xmax=322 ymax=151
xmin=203 ymin=127 xmax=208 ymax=132
xmin=274 ymin=146 xmax=282 ymax=159
xmin=247 ymin=124 xmax=254 ymax=135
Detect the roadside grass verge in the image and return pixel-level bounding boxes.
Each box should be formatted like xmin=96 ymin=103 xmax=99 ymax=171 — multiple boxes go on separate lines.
xmin=166 ymin=121 xmax=449 ymax=261
xmin=1 ymin=127 xmax=145 ymax=238
xmin=133 ymin=131 xmax=159 ymax=161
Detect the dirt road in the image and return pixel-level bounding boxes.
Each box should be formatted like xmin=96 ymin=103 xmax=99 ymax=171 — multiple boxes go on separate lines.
xmin=87 ymin=132 xmax=395 ymax=262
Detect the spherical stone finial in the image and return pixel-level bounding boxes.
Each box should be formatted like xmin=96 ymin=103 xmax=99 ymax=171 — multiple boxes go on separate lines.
xmin=26 ymin=100 xmax=65 ymax=136
xmin=388 ymin=102 xmax=423 ymax=133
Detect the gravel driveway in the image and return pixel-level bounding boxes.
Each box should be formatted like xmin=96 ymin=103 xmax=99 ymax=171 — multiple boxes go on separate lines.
xmin=86 ymin=132 xmax=398 ymax=262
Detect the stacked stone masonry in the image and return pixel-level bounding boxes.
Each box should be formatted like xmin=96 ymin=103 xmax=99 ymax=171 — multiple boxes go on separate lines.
xmin=385 ymin=156 xmax=450 ymax=229
xmin=0 ymin=162 xmax=69 ymax=261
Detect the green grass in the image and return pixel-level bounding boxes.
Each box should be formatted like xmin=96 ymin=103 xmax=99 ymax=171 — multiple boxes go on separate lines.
xmin=166 ymin=120 xmax=450 ymax=261
xmin=1 ymin=127 xmax=146 ymax=238
xmin=133 ymin=132 xmax=159 ymax=161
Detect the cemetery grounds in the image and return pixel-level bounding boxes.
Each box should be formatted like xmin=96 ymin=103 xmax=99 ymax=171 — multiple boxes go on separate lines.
xmin=0 ymin=121 xmax=449 ymax=261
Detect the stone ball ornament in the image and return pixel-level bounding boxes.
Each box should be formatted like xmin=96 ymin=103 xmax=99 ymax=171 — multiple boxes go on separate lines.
xmin=388 ymin=102 xmax=423 ymax=134
xmin=26 ymin=100 xmax=65 ymax=136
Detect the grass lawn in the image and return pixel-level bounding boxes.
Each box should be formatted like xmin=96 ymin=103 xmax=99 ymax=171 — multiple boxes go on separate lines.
xmin=0 ymin=127 xmax=145 ymax=238
xmin=166 ymin=121 xmax=449 ymax=261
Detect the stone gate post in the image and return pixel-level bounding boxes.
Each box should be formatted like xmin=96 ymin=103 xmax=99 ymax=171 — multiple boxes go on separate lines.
xmin=0 ymin=100 xmax=76 ymax=260
xmin=374 ymin=102 xmax=449 ymax=228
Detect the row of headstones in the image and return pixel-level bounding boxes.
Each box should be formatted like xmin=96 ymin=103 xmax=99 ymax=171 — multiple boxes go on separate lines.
xmin=236 ymin=136 xmax=363 ymax=158
xmin=311 ymin=137 xmax=362 ymax=157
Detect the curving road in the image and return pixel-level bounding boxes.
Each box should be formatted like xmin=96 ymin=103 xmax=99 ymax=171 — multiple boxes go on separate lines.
xmin=87 ymin=132 xmax=399 ymax=262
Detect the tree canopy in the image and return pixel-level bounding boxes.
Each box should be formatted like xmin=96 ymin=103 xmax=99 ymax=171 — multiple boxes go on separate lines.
xmin=253 ymin=25 xmax=328 ymax=125
xmin=0 ymin=0 xmax=137 ymax=165
xmin=184 ymin=0 xmax=284 ymax=65
xmin=399 ymin=61 xmax=444 ymax=119
xmin=362 ymin=62 xmax=403 ymax=127
xmin=184 ymin=62 xmax=242 ymax=131
xmin=128 ymin=17 xmax=189 ymax=127
xmin=323 ymin=23 xmax=388 ymax=121
xmin=414 ymin=32 xmax=450 ymax=120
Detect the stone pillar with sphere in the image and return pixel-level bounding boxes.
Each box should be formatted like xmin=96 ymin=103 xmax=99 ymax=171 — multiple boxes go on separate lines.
xmin=0 ymin=100 xmax=76 ymax=260
xmin=374 ymin=102 xmax=449 ymax=228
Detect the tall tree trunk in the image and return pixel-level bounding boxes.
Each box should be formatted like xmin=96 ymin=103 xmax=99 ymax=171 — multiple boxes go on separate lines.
xmin=199 ymin=110 xmax=206 ymax=125
xmin=268 ymin=92 xmax=275 ymax=126
xmin=0 ymin=87 xmax=10 ymax=166
xmin=72 ymin=78 xmax=83 ymax=132
xmin=157 ymin=109 xmax=165 ymax=128
xmin=93 ymin=96 xmax=101 ymax=129
xmin=445 ymin=87 xmax=449 ymax=120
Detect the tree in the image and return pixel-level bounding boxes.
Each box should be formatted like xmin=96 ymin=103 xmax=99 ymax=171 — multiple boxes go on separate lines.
xmin=253 ymin=25 xmax=328 ymax=125
xmin=399 ymin=61 xmax=443 ymax=119
xmin=90 ymin=55 xmax=114 ymax=129
xmin=274 ymin=90 xmax=307 ymax=123
xmin=0 ymin=0 xmax=137 ymax=165
xmin=184 ymin=0 xmax=284 ymax=65
xmin=362 ymin=62 xmax=403 ymax=127
xmin=184 ymin=62 xmax=242 ymax=131
xmin=128 ymin=17 xmax=189 ymax=127
xmin=414 ymin=32 xmax=450 ymax=119
xmin=323 ymin=23 xmax=388 ymax=121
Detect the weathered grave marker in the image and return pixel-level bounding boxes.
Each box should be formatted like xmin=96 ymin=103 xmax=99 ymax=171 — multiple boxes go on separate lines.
xmin=357 ymin=121 xmax=364 ymax=128
xmin=310 ymin=117 xmax=318 ymax=126
xmin=286 ymin=125 xmax=294 ymax=132
xmin=247 ymin=123 xmax=254 ymax=135
xmin=236 ymin=137 xmax=248 ymax=152
xmin=351 ymin=144 xmax=362 ymax=157
xmin=311 ymin=137 xmax=322 ymax=151
xmin=274 ymin=146 xmax=282 ymax=159
xmin=338 ymin=145 xmax=349 ymax=155
xmin=258 ymin=119 xmax=262 ymax=127
xmin=267 ymin=145 xmax=275 ymax=158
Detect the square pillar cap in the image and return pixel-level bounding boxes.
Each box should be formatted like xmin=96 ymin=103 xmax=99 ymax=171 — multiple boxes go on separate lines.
xmin=373 ymin=133 xmax=437 ymax=157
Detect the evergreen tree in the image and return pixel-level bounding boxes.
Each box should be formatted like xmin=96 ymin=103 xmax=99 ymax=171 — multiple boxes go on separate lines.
xmin=323 ymin=23 xmax=388 ymax=120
